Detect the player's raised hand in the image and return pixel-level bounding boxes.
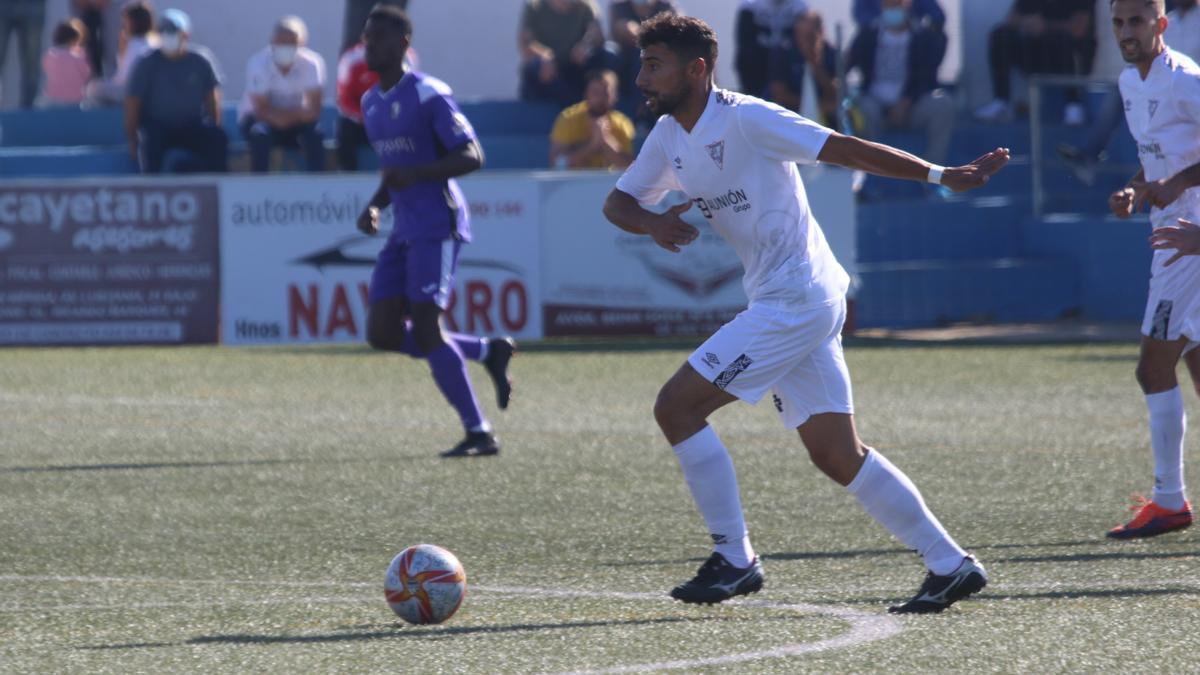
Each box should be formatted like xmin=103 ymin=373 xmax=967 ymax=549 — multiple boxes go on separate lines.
xmin=357 ymin=205 xmax=381 ymax=235
xmin=940 ymin=148 xmax=1010 ymax=193
xmin=1109 ymin=186 xmax=1136 ymax=218
xmin=645 ymin=201 xmax=699 ymax=253
xmin=1149 ymin=218 xmax=1200 ymax=267
xmin=1131 ymin=177 xmax=1185 ymax=212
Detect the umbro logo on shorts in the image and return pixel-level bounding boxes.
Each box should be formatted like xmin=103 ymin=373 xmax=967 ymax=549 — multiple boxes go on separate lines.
xmin=703 ymin=352 xmax=721 ymax=368
xmin=713 ymin=353 xmax=752 ymax=390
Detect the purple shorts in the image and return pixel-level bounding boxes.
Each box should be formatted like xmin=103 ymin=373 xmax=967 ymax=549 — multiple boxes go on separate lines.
xmin=369 ymin=237 xmax=462 ymax=308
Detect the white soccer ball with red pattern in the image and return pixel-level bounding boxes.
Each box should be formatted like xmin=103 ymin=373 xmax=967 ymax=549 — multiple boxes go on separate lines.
xmin=384 ymin=544 xmax=467 ymax=625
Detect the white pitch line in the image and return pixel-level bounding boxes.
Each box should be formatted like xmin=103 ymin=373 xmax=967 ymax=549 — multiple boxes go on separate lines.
xmin=473 ymin=586 xmax=901 ymax=674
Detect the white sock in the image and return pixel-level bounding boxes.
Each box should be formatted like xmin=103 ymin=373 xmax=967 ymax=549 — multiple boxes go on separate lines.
xmin=847 ymin=448 xmax=967 ymax=576
xmin=1147 ymin=387 xmax=1187 ymax=510
xmin=672 ymin=425 xmax=756 ymax=568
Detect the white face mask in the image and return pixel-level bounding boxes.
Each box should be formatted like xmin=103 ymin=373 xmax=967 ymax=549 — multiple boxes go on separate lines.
xmin=271 ymin=44 xmax=297 ymax=68
xmin=159 ymin=33 xmax=182 ymax=54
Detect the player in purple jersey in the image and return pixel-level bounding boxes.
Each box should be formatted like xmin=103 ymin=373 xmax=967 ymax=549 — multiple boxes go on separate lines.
xmin=356 ymin=5 xmax=515 ymax=458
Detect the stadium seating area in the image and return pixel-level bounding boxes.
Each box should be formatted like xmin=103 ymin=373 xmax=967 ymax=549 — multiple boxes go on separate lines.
xmin=0 ymin=93 xmax=1148 ymax=328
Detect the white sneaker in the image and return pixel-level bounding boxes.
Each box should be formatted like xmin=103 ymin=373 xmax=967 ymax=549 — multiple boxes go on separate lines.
xmin=974 ymin=99 xmax=1011 ymax=123
xmin=1063 ymin=102 xmax=1086 ymax=126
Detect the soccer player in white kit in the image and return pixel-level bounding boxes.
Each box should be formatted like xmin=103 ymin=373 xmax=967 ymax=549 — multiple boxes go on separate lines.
xmin=1104 ymin=0 xmax=1200 ymax=538
xmin=603 ymin=14 xmax=1010 ymax=613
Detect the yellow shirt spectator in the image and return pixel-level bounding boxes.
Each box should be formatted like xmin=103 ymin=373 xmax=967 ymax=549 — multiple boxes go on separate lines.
xmin=549 ymin=70 xmax=635 ymax=169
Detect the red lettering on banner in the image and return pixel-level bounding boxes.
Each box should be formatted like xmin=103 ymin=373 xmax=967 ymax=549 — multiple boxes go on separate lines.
xmin=465 ymin=281 xmax=494 ymax=333
xmin=500 ymin=281 xmax=527 ymax=331
xmin=358 ymin=282 xmax=370 ymax=307
xmin=325 ymin=285 xmax=357 ymax=336
xmin=289 ymin=284 xmax=319 ymax=337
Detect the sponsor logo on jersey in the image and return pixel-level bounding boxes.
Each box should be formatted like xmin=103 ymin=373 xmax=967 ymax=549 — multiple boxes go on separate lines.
xmin=713 ymin=353 xmax=753 ymax=390
xmin=706 ymin=140 xmax=725 ymax=170
xmin=372 ymin=136 xmax=417 ymax=155
xmin=693 ymin=188 xmax=751 ymax=219
xmin=703 ymin=352 xmax=721 ymax=368
xmin=1138 ymin=141 xmax=1165 ymax=160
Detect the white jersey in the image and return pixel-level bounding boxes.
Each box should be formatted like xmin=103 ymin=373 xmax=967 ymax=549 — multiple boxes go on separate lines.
xmin=1119 ymin=48 xmax=1200 ymax=277
xmin=616 ymin=89 xmax=850 ymax=310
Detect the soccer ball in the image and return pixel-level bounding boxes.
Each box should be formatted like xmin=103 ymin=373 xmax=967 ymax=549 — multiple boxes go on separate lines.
xmin=384 ymin=544 xmax=467 ymax=625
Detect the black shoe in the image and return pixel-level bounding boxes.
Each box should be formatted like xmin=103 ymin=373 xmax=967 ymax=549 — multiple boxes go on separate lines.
xmin=669 ymin=552 xmax=764 ymax=605
xmin=888 ymin=555 xmax=988 ymax=614
xmin=482 ymin=337 xmax=515 ymax=410
xmin=440 ymin=431 xmax=500 ymax=458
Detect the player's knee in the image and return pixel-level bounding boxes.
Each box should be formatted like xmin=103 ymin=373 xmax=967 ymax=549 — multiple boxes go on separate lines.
xmin=653 ymin=385 xmax=684 ymax=435
xmin=1135 ymin=360 xmax=1162 ymax=393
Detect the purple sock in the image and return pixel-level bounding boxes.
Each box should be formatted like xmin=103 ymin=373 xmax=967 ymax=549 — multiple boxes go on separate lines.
xmin=400 ymin=322 xmax=484 ymax=361
xmin=426 ymin=341 xmax=486 ymax=431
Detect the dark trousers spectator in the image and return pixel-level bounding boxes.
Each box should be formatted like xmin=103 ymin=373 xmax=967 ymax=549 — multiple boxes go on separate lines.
xmin=335 ymin=115 xmax=369 ymax=170
xmin=0 ymin=0 xmax=46 ymax=108
xmin=139 ymin=120 xmax=228 ymax=174
xmin=240 ymin=117 xmax=326 ymax=173
xmin=77 ymin=4 xmax=105 ymax=77
xmin=988 ymin=25 xmax=1096 ymax=104
xmin=520 ymin=49 xmax=614 ymax=107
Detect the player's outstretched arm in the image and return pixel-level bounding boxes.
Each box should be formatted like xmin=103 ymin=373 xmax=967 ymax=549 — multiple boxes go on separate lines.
xmin=382 ymin=139 xmax=485 ymax=191
xmin=1131 ymin=161 xmax=1200 ymax=212
xmin=816 ymin=132 xmax=1010 ymax=193
xmin=1149 ymin=218 xmax=1200 ymax=267
xmin=603 ymin=188 xmax=698 ymax=253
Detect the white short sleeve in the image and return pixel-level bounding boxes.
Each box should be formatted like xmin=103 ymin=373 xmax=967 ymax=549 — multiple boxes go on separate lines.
xmin=245 ymin=51 xmax=270 ymax=95
xmin=736 ymin=98 xmax=832 ymax=165
xmin=1174 ymin=70 xmax=1200 ymax=121
xmin=614 ymin=123 xmax=681 ymax=206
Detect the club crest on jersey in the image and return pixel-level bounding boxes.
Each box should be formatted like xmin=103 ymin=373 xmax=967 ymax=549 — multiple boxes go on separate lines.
xmin=706 ymin=140 xmax=725 ymax=169
xmin=673 ymin=156 xmax=683 ymax=170
xmin=1148 ymin=99 xmax=1159 ymax=119
xmin=391 ymin=102 xmax=402 ymax=118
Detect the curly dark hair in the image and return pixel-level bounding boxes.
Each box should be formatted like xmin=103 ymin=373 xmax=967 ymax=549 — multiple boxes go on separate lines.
xmin=637 ymin=13 xmax=718 ymax=74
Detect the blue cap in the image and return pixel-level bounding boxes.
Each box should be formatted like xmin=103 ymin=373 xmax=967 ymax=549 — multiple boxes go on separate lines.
xmin=160 ymin=8 xmax=191 ymax=34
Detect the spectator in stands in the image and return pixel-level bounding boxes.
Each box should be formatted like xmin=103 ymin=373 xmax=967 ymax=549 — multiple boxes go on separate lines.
xmin=735 ymin=0 xmax=808 ymax=98
xmin=87 ymin=1 xmax=157 ymax=106
xmin=974 ymin=0 xmax=1096 ymax=126
xmin=519 ymin=0 xmax=611 ymax=105
xmin=853 ymin=0 xmax=945 ymax=30
xmin=335 ymin=41 xmax=378 ymax=171
xmin=548 ymin=69 xmax=634 ymax=169
xmin=73 ymin=0 xmax=110 ymax=78
xmin=0 ymin=0 xmax=48 ymax=108
xmin=845 ymin=0 xmax=954 ymax=186
xmin=1058 ymin=0 xmax=1200 ymax=184
xmin=40 ymin=19 xmax=92 ymax=107
xmin=767 ymin=10 xmax=839 ymax=128
xmin=125 ymin=9 xmax=227 ymax=173
xmin=610 ymin=0 xmax=679 ymax=104
xmin=239 ymin=15 xmax=327 ymax=173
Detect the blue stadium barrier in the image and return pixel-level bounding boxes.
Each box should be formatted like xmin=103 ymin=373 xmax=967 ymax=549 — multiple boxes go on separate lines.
xmin=0 ymin=105 xmax=126 ymax=147
xmin=0 ymin=145 xmax=137 ymax=176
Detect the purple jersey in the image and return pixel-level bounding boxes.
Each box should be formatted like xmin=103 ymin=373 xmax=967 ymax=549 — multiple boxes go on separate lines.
xmin=363 ymin=71 xmax=476 ymax=242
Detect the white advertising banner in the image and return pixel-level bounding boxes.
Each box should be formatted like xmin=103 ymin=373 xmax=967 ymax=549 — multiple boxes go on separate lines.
xmin=219 ymin=174 xmax=541 ymax=345
xmin=538 ymin=167 xmax=855 ymax=337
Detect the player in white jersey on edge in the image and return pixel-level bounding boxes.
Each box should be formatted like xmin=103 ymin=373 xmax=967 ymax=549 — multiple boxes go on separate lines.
xmin=603 ymin=14 xmax=1010 ymax=613
xmin=1104 ymin=0 xmax=1200 ymax=538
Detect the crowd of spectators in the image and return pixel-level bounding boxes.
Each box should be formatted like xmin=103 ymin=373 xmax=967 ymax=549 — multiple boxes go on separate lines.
xmin=2 ymin=0 xmax=1197 ymax=182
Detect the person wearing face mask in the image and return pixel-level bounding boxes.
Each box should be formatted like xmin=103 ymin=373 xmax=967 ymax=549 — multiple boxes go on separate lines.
xmin=975 ymin=0 xmax=1097 ymax=126
xmin=844 ymin=0 xmax=955 ymax=190
xmin=124 ymin=8 xmax=227 ymax=173
xmin=238 ymin=15 xmax=327 ymax=173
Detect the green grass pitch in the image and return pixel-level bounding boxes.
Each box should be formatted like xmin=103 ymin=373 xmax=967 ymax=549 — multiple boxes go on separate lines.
xmin=2 ymin=340 xmax=1197 ymax=672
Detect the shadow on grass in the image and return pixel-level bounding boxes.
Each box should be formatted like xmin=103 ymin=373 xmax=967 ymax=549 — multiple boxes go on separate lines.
xmin=841 ymin=585 xmax=1199 ymax=608
xmin=993 ymin=548 xmax=1200 ymax=564
xmin=80 ymin=615 xmax=729 ymax=650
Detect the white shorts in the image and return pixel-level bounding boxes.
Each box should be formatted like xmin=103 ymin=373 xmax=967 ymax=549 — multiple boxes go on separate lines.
xmin=1142 ymin=255 xmax=1200 ymax=351
xmin=687 ymin=299 xmax=853 ymax=429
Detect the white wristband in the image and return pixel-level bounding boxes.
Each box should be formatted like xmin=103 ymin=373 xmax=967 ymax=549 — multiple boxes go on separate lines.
xmin=927 ymin=165 xmax=945 ymax=185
